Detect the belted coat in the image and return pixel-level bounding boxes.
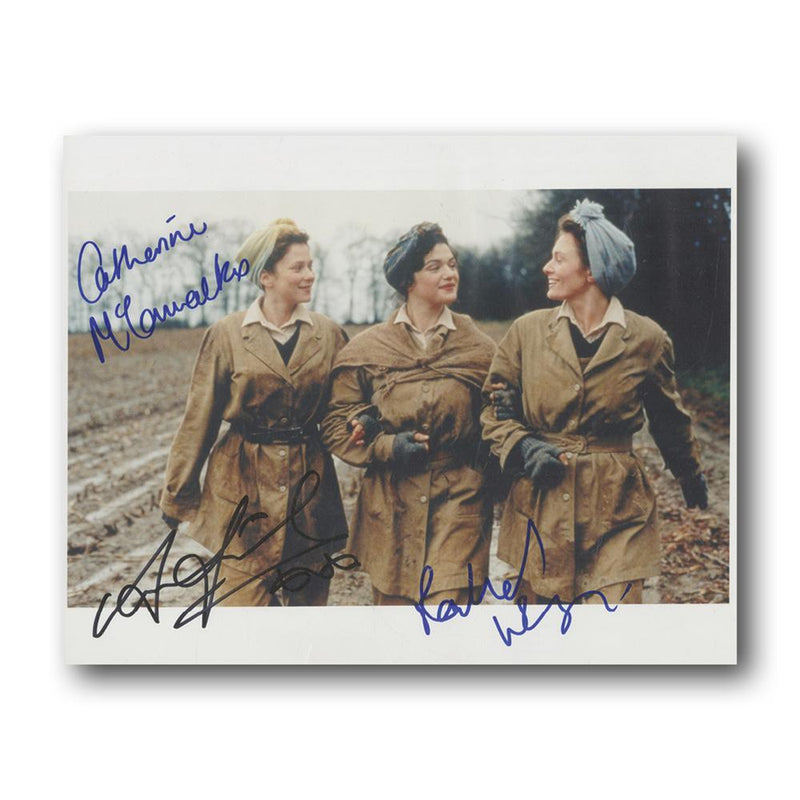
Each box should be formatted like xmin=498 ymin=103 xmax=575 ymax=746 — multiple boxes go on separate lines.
xmin=159 ymin=309 xmax=349 ymax=580
xmin=481 ymin=306 xmax=702 ymax=599
xmin=321 ymin=311 xmax=496 ymax=599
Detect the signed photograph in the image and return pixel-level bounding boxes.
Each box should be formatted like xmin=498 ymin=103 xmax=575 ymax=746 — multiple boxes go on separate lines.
xmin=65 ymin=135 xmax=736 ymax=664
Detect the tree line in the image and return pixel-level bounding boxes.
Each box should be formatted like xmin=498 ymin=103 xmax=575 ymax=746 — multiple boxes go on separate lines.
xmin=68 ymin=188 xmax=731 ymax=370
xmin=454 ymin=189 xmax=731 ymax=371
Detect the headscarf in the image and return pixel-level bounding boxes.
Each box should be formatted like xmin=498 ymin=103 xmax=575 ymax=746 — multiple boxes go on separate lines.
xmin=569 ymin=199 xmax=636 ymax=296
xmin=235 ymin=218 xmax=305 ymax=288
xmin=383 ymin=222 xmax=447 ymax=292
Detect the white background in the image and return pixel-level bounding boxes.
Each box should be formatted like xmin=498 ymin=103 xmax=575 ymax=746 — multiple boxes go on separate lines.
xmin=4 ymin=0 xmax=791 ymax=797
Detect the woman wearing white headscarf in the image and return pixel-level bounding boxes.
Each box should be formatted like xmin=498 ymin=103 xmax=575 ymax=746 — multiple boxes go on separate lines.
xmin=160 ymin=219 xmax=348 ymax=606
xmin=482 ymin=200 xmax=707 ymax=605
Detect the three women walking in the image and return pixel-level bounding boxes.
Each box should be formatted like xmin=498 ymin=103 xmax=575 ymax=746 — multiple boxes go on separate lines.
xmin=160 ymin=205 xmax=708 ymax=608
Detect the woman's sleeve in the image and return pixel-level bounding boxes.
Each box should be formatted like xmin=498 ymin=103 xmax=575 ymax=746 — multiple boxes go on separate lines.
xmin=160 ymin=324 xmax=232 ymax=520
xmin=641 ymin=332 xmax=702 ymax=479
xmin=320 ymin=365 xmax=396 ymax=467
xmin=313 ymin=324 xmax=350 ymax=424
xmin=480 ymin=321 xmax=532 ymax=470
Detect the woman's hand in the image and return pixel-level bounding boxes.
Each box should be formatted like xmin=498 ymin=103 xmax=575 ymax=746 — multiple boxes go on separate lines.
xmin=518 ymin=435 xmax=568 ymax=489
xmin=348 ymin=412 xmax=382 ymax=446
xmin=489 ymin=381 xmax=522 ymax=421
xmin=162 ymin=512 xmax=182 ymax=530
xmin=391 ymin=431 xmax=430 ymax=468
xmin=680 ymin=473 xmax=708 ymax=509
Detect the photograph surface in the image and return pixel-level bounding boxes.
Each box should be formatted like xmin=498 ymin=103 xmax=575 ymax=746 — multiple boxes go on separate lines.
xmin=65 ymin=136 xmax=735 ymax=664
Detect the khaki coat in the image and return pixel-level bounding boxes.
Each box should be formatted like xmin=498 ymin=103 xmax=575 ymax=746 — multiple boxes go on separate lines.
xmin=321 ymin=311 xmax=496 ymax=599
xmin=160 ymin=310 xmax=349 ymax=578
xmin=481 ymin=307 xmax=702 ymax=599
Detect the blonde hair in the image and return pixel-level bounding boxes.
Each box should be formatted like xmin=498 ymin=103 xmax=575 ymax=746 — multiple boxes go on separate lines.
xmin=235 ymin=218 xmax=309 ymax=288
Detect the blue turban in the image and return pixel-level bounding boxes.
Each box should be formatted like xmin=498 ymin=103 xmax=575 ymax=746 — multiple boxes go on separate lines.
xmin=569 ymin=199 xmax=636 ymax=296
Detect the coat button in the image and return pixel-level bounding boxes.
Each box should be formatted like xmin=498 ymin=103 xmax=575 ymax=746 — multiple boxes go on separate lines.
xmin=420 ymin=495 xmax=428 ymax=504
xmin=422 ymin=383 xmax=430 ymax=393
xmin=279 ymin=485 xmax=287 ymax=492
xmin=562 ymin=493 xmax=570 ymax=501
xmin=421 ymin=423 xmax=429 ymax=431
xmin=566 ymin=452 xmax=573 ymax=460
xmin=573 ymin=384 xmax=580 ymax=392
xmin=280 ymin=417 xmax=288 ymax=424
xmin=279 ymin=449 xmax=286 ymax=457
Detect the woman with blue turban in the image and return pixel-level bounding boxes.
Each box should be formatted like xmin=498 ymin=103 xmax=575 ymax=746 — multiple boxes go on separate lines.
xmin=481 ymin=200 xmax=707 ymax=605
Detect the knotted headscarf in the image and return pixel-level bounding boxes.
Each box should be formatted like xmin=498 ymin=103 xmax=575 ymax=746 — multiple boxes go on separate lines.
xmin=569 ymin=199 xmax=636 ymax=296
xmin=383 ymin=222 xmax=448 ymax=292
xmin=235 ymin=218 xmax=306 ymax=288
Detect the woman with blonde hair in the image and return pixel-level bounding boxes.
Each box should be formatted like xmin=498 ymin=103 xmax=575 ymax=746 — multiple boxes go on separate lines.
xmin=483 ymin=200 xmax=707 ymax=606
xmin=321 ymin=222 xmax=496 ymax=606
xmin=160 ymin=218 xmax=349 ymax=606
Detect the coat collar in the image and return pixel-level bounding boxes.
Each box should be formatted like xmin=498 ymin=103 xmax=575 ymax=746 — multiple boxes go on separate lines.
xmin=240 ymin=311 xmax=322 ymax=383
xmin=546 ymin=312 xmax=583 ymax=379
xmin=545 ymin=308 xmax=630 ymax=377
xmin=584 ymin=319 xmax=629 ymax=375
xmin=556 ymin=296 xmax=627 ymax=342
xmin=287 ymin=317 xmax=324 ymax=377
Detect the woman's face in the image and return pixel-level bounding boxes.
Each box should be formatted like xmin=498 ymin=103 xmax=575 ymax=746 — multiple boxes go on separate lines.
xmin=542 ymin=233 xmax=592 ymax=302
xmin=260 ymin=243 xmax=314 ymax=306
xmin=407 ymin=243 xmax=459 ymax=308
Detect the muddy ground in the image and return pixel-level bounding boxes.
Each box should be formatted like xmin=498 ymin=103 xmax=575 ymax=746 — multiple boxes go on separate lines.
xmin=67 ymin=325 xmax=730 ymax=609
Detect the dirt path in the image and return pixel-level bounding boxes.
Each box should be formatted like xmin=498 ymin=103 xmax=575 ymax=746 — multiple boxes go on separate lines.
xmin=67 ymin=329 xmax=730 ymax=609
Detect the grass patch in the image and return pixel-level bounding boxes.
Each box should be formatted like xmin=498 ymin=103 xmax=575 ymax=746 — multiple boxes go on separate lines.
xmin=678 ymin=364 xmax=730 ymax=404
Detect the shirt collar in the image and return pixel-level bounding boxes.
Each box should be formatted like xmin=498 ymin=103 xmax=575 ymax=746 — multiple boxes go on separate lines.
xmin=242 ymin=298 xmax=313 ymax=331
xmin=394 ymin=303 xmax=456 ymax=334
xmin=557 ymin=296 xmax=626 ymax=341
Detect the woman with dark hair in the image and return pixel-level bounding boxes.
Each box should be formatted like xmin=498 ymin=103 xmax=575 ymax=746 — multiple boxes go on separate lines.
xmin=160 ymin=218 xmax=348 ymax=606
xmin=321 ymin=223 xmax=496 ymax=606
xmin=482 ymin=200 xmax=707 ymax=605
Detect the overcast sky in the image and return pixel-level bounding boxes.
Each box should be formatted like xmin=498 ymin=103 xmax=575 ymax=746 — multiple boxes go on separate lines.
xmin=68 ymin=189 xmax=538 ymax=252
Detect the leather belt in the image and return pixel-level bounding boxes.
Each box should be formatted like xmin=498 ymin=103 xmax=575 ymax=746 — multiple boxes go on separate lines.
xmin=537 ymin=432 xmax=633 ymax=454
xmin=236 ymin=422 xmax=318 ymax=445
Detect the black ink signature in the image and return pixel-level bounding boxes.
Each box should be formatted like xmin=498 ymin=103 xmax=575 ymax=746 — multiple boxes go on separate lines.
xmin=413 ymin=518 xmax=631 ymax=647
xmin=92 ymin=470 xmax=359 ymax=637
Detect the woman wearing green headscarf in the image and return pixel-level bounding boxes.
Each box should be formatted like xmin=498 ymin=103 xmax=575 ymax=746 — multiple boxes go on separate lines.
xmin=482 ymin=200 xmax=707 ymax=605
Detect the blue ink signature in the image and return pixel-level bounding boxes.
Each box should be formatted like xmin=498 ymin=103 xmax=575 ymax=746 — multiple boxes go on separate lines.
xmin=413 ymin=518 xmax=631 ymax=647
xmin=77 ymin=215 xmax=208 ymax=305
xmin=85 ymin=252 xmax=250 ymax=364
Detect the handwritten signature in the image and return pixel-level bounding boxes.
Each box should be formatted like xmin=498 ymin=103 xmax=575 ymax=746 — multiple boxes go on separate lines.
xmin=92 ymin=470 xmax=359 ymax=638
xmin=76 ymin=215 xmax=251 ymax=364
xmin=413 ymin=518 xmax=631 ymax=647
xmin=77 ymin=215 xmax=208 ymax=305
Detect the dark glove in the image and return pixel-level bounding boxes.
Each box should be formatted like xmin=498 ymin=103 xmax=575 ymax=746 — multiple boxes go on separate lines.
xmin=392 ymin=431 xmax=429 ymax=469
xmin=518 ymin=436 xmax=566 ymax=489
xmin=354 ymin=411 xmax=382 ymax=445
xmin=680 ymin=473 xmax=708 ymax=509
xmin=492 ymin=387 xmax=522 ymax=421
xmin=162 ymin=512 xmax=182 ymax=530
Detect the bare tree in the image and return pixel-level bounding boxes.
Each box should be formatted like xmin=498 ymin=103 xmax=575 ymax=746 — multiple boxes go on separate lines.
xmin=310 ymin=242 xmax=328 ymax=314
xmin=346 ymin=232 xmax=389 ymax=323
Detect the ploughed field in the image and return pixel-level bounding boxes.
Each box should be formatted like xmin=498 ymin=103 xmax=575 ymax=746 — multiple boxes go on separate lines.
xmin=67 ymin=324 xmax=730 ymax=609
